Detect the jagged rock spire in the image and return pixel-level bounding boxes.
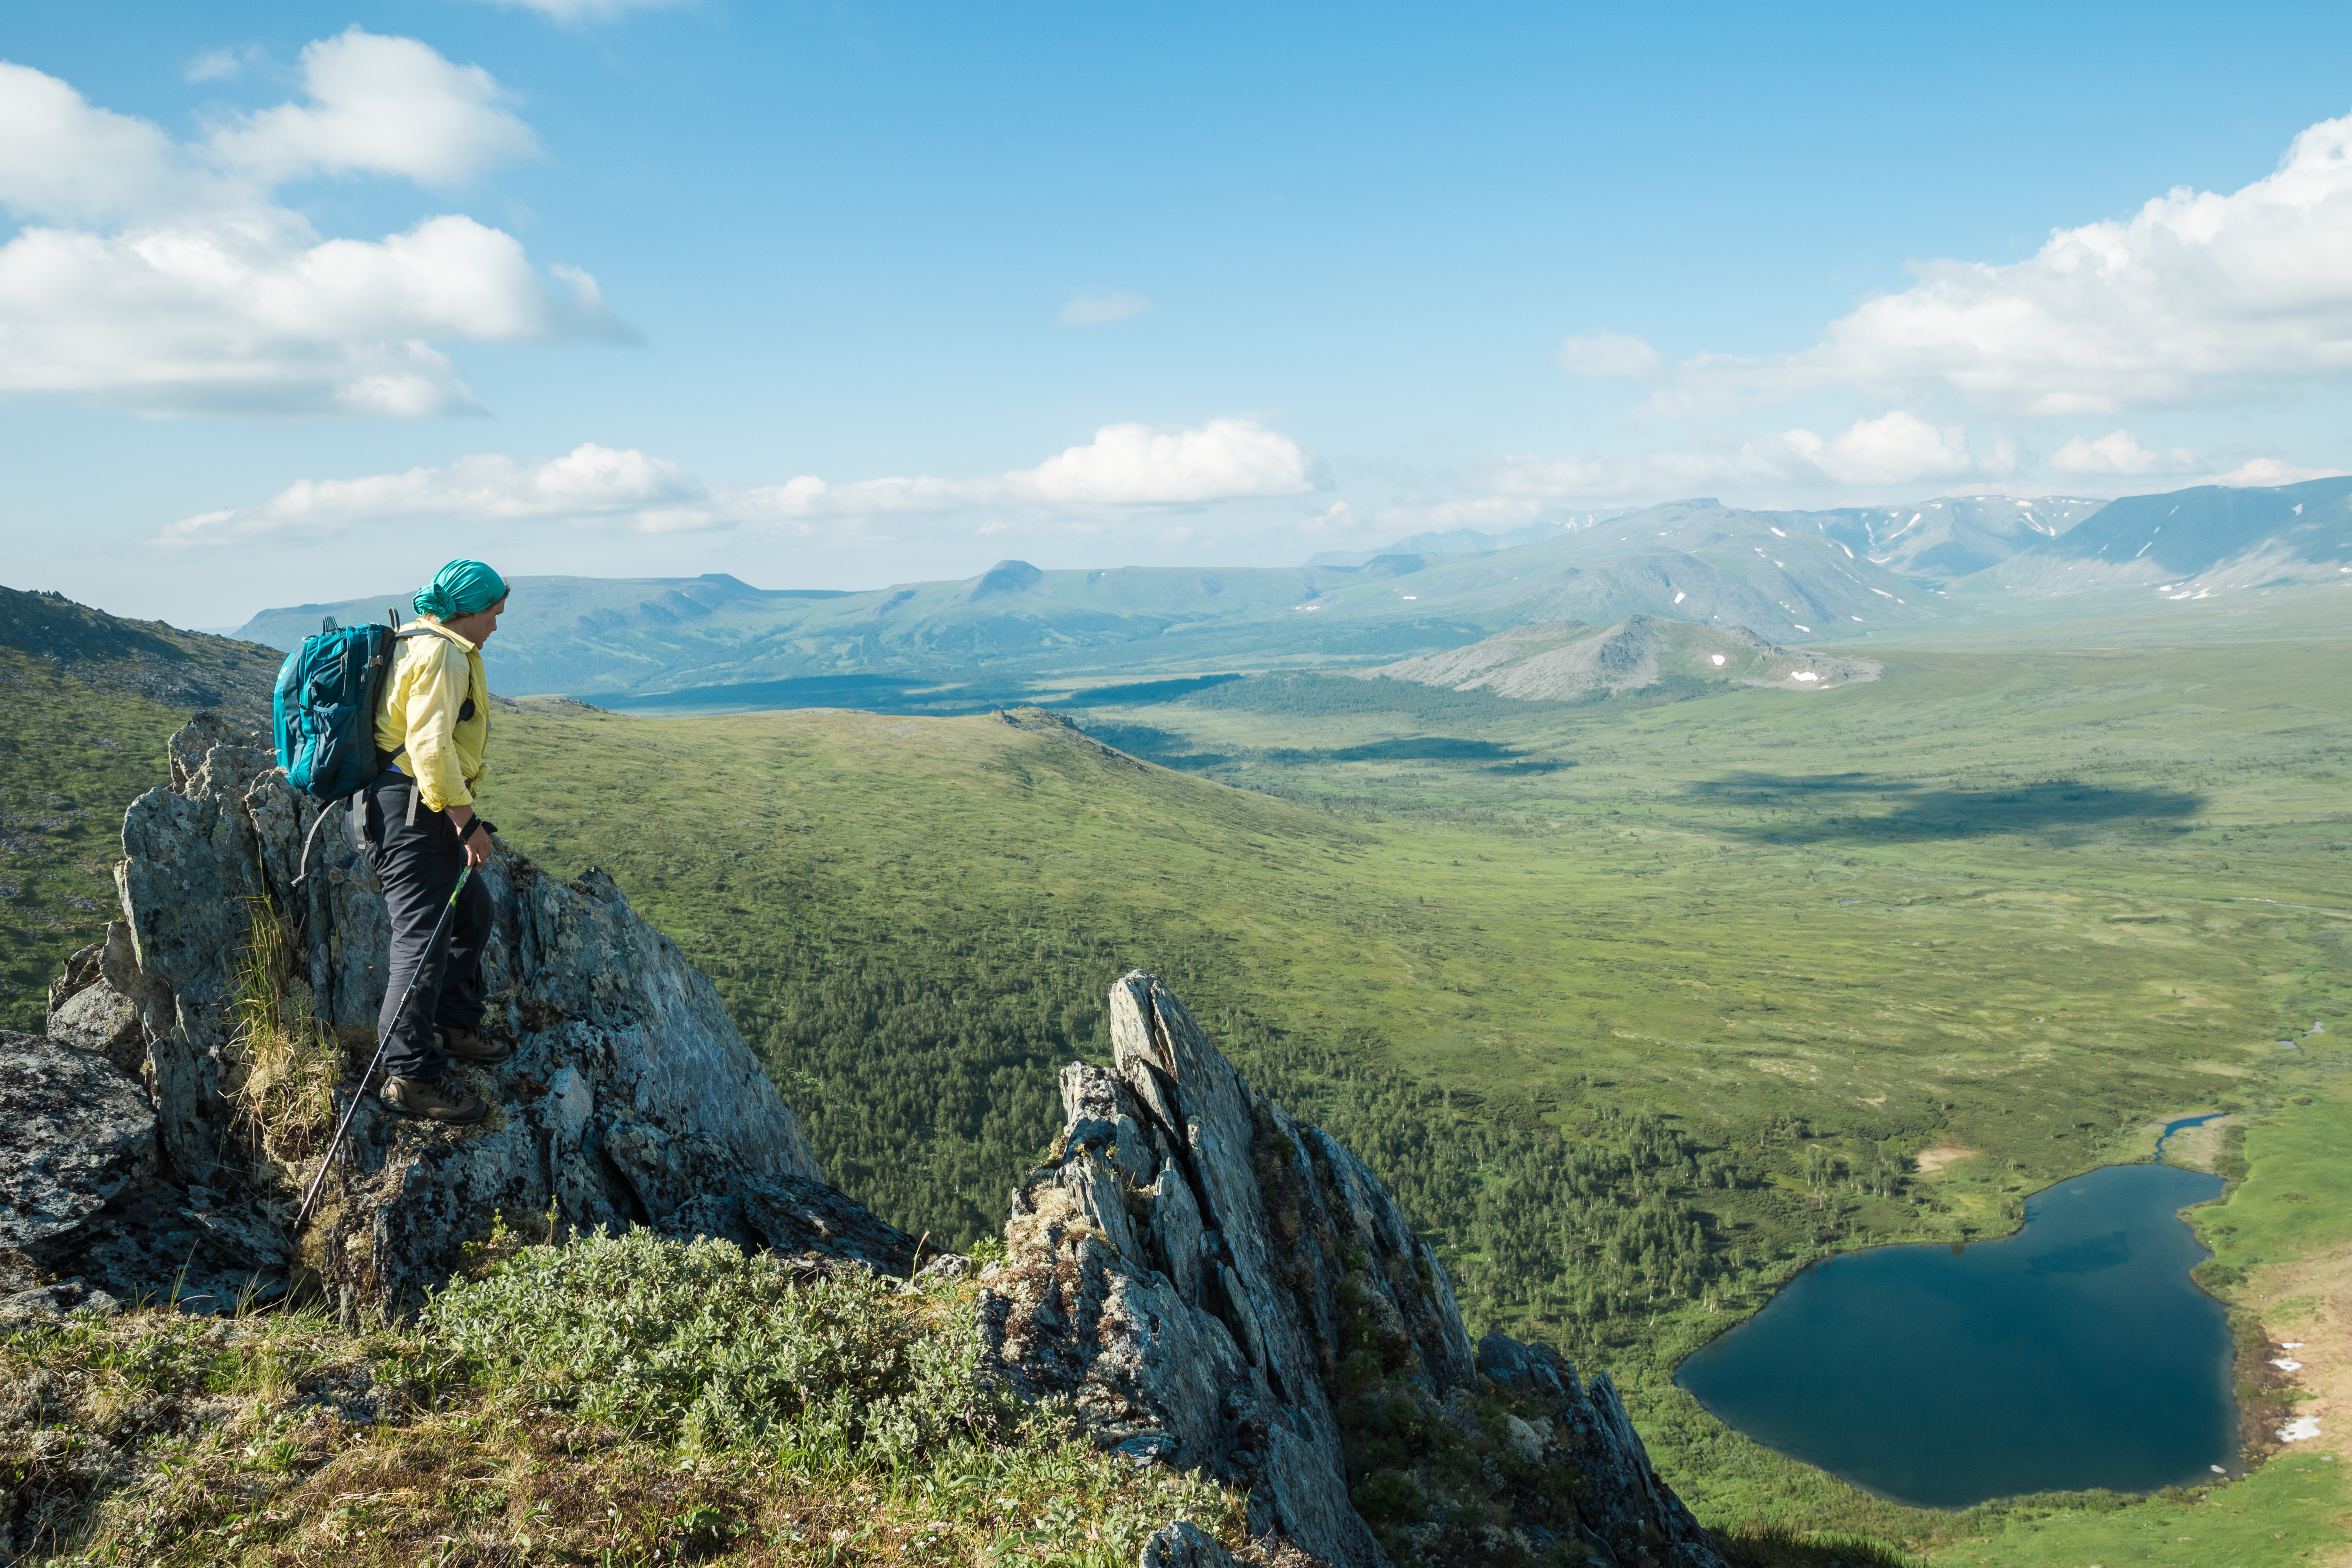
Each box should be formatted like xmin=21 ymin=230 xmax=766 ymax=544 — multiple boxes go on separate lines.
xmin=980 ymin=970 xmax=1729 ymax=1568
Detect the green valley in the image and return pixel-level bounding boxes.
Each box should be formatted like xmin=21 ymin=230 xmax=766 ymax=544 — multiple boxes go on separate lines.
xmin=6 ymin=578 xmax=2348 ymax=1559
xmin=455 ymin=599 xmax=2348 ymax=1554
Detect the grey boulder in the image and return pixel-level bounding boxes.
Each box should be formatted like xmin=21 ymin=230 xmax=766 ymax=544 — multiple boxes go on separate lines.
xmin=1138 ymin=1520 xmax=1238 ymax=1568
xmin=46 ymin=959 xmax=144 ymax=1082
xmin=0 ymin=1032 xmax=154 ymax=1250
xmin=0 ymin=1278 xmax=122 ymax=1321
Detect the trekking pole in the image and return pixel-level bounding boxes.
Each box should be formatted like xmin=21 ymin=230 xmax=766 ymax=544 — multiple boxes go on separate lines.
xmin=294 ymin=863 xmax=473 ymax=1230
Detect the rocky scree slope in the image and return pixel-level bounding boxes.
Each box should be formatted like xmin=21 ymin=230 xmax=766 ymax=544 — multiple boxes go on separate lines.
xmin=982 ymin=971 xmax=1726 ymax=1568
xmin=5 ymin=714 xmax=913 ymax=1322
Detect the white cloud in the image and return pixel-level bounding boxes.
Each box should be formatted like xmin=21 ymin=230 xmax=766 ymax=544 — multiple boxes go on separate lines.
xmin=463 ymin=0 xmax=691 ymax=20
xmin=1298 ymin=500 xmax=1367 ymax=538
xmin=2050 ymin=429 xmax=2199 ymax=476
xmin=160 ymin=418 xmax=1321 ymax=544
xmin=1370 ymin=412 xmax=1989 ymax=530
xmin=1480 ymin=411 xmax=1979 ymax=510
xmin=184 ymin=45 xmax=268 ymax=84
xmin=2209 ymin=457 xmax=2351 ymax=488
xmin=208 ymin=31 xmax=540 ymax=186
xmin=0 ymin=62 xmax=195 ymax=226
xmin=161 ymin=444 xmax=715 ymax=544
xmin=1781 ymin=411 xmax=1977 ymax=486
xmin=1649 ymin=111 xmax=2352 ymax=417
xmin=1059 ymin=290 xmax=1152 ymax=326
xmin=0 ymin=32 xmax=621 ymax=416
xmin=740 ymin=418 xmax=1321 ymax=520
xmin=1558 ymin=331 xmax=1661 ymax=378
xmin=1396 ymin=418 xmax=2338 ymax=526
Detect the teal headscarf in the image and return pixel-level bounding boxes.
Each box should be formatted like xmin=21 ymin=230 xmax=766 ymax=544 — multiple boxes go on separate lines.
xmin=414 ymin=559 xmax=509 ymax=620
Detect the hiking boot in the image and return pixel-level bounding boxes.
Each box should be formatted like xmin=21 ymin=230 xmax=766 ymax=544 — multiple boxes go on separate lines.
xmin=381 ymin=1075 xmax=489 ymax=1125
xmin=437 ymin=1026 xmax=513 ymax=1065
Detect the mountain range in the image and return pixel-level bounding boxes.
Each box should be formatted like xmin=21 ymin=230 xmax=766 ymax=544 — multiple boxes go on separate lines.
xmin=229 ymin=475 xmax=2352 ymax=706
xmin=1982 ymin=475 xmax=2352 ymax=598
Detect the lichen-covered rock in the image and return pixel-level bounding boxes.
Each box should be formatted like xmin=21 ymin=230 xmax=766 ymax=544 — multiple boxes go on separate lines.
xmin=25 ymin=715 xmax=896 ymax=1319
xmin=981 ymin=972 xmax=1728 ymax=1568
xmin=14 ymin=1174 xmax=286 ymax=1316
xmin=0 ymin=1032 xmax=154 ymax=1249
xmin=0 ymin=1277 xmax=121 ymax=1321
xmin=1139 ymin=1520 xmax=1240 ymax=1568
xmin=46 ymin=951 xmax=144 ymax=1081
xmin=46 ymin=941 xmax=104 ymax=1019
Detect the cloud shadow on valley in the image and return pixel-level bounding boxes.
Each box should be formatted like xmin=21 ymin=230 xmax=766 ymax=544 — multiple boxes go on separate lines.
xmin=1688 ymin=772 xmax=2205 ymax=843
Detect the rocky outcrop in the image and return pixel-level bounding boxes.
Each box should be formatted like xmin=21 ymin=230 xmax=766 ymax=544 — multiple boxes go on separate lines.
xmin=0 ymin=1033 xmax=153 ymax=1250
xmin=10 ymin=715 xmax=1736 ymax=1566
xmin=980 ymin=972 xmax=1727 ymax=1568
xmin=8 ymin=716 xmax=909 ymax=1320
xmin=1474 ymin=1335 xmax=1732 ymax=1568
xmin=1140 ymin=1521 xmax=1243 ymax=1568
xmin=47 ymin=928 xmax=145 ymax=1079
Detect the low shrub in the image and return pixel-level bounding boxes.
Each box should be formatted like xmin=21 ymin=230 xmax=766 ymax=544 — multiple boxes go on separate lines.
xmin=13 ymin=1229 xmax=1249 ymax=1566
xmin=428 ymin=1227 xmax=1005 ymax=1456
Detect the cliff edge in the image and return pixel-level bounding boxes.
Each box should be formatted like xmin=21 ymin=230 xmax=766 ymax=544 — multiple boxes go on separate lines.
xmin=6 ymin=715 xmax=909 ymax=1320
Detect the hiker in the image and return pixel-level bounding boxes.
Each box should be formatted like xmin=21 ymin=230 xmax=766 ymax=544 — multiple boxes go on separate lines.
xmin=363 ymin=559 xmax=515 ymax=1124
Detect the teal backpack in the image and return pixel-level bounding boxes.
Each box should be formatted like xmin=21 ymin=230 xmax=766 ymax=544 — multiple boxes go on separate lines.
xmin=271 ymin=608 xmax=438 ymax=881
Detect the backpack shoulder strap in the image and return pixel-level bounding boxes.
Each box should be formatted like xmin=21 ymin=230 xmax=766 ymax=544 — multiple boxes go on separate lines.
xmin=389 ymin=622 xmax=468 ymax=674
xmin=373 ymin=623 xmax=458 ymax=777
xmin=394 ymin=624 xmax=466 ymax=647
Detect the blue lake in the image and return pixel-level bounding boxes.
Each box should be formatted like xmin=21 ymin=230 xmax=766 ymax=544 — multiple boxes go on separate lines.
xmin=1674 ymin=1161 xmax=2234 ymax=1507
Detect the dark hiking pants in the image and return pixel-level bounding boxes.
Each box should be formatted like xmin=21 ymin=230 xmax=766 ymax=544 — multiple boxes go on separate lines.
xmin=363 ymin=767 xmax=490 ymax=1084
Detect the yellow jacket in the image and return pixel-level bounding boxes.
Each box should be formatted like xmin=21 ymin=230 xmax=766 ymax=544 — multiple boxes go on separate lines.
xmin=372 ymin=620 xmax=491 ymax=811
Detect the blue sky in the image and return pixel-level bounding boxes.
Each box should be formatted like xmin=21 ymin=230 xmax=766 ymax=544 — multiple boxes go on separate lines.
xmin=7 ymin=0 xmax=2352 ymax=623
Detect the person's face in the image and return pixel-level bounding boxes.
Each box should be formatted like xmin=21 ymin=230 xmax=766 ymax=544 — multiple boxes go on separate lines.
xmin=451 ymin=597 xmax=505 ymax=645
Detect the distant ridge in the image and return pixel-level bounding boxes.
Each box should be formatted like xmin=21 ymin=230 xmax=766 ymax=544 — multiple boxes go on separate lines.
xmin=1371 ymin=614 xmax=1881 ymax=700
xmin=964 ymin=559 xmax=1047 ymax=599
xmin=222 ymin=478 xmax=2344 ymax=702
xmin=1976 ymin=475 xmax=2352 ymax=599
xmin=1812 ymin=494 xmax=2106 ymax=578
xmin=215 ymin=506 xmax=1945 ymax=697
xmin=0 ymin=586 xmax=277 ymax=718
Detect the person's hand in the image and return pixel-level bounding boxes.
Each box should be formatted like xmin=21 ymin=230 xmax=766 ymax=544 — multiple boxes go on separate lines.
xmin=448 ymin=805 xmax=491 ymax=868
